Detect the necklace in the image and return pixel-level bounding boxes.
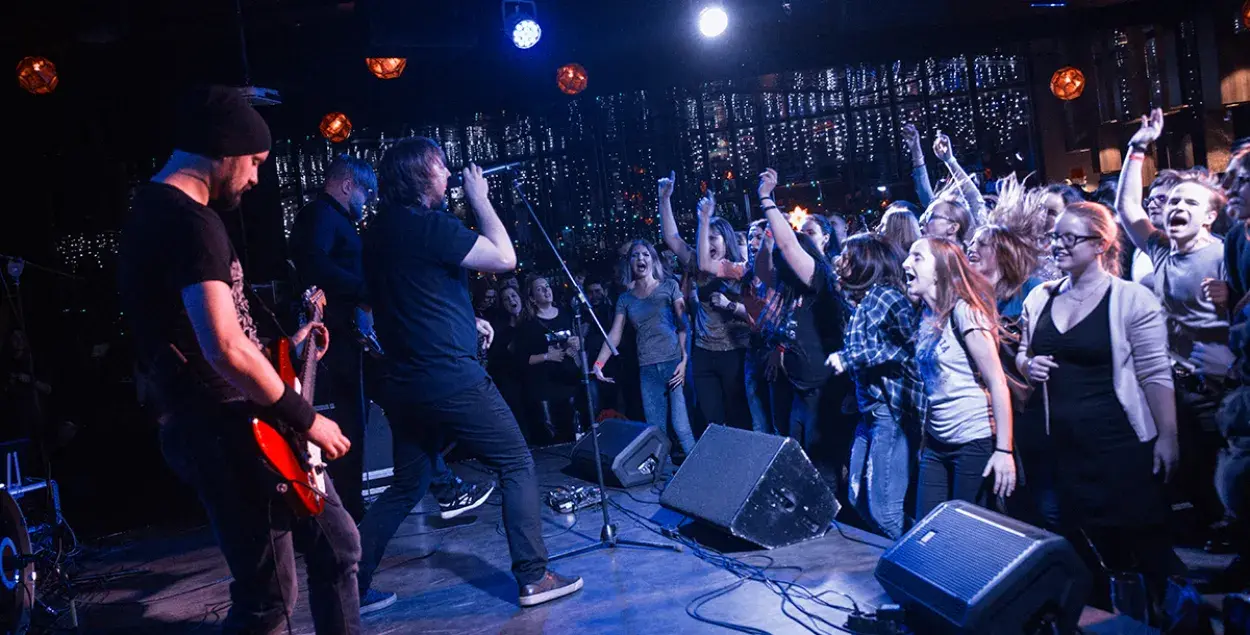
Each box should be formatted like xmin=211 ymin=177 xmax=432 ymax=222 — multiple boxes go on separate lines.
xmin=1062 ymin=275 xmax=1109 ymax=306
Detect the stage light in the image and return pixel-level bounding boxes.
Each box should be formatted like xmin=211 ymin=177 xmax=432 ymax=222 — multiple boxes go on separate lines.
xmin=699 ymin=6 xmax=729 ymax=38
xmin=504 ymin=0 xmax=542 ymax=49
xmin=1049 ymin=66 xmax=1085 ymax=100
xmin=16 ymin=56 xmax=58 ymax=95
xmin=366 ymin=57 xmax=407 ymax=80
xmin=876 ymin=185 xmax=888 ymax=193
xmin=320 ymin=112 xmax=352 ymax=143
xmin=557 ymin=63 xmax=588 ymax=95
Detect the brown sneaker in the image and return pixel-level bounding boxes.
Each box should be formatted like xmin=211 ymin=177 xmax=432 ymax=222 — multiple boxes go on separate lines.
xmin=518 ymin=570 xmax=584 ymax=607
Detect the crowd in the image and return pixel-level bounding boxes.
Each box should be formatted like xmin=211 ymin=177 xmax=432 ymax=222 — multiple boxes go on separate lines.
xmin=470 ymin=116 xmax=1250 ymax=613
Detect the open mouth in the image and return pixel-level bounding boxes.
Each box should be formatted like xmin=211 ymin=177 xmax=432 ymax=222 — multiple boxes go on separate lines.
xmin=1167 ymin=211 xmax=1190 ymax=229
xmin=967 ymin=252 xmax=981 ymax=263
xmin=904 ymin=271 xmax=917 ymax=285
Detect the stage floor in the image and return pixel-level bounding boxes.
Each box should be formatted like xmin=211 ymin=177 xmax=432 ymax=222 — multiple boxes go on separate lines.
xmin=72 ymin=444 xmax=1228 ymax=634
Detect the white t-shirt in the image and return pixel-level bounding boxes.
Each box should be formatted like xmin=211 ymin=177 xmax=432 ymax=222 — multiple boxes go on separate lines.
xmin=917 ymin=300 xmax=994 ymax=445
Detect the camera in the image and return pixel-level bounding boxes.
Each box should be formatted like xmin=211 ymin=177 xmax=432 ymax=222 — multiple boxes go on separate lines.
xmin=545 ymin=330 xmax=573 ymax=345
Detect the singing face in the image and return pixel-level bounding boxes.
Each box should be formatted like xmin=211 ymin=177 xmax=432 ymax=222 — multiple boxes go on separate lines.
xmin=1163 ymin=182 xmax=1217 ymax=243
xmin=707 ymin=230 xmax=727 ymax=262
xmin=501 ymin=287 xmax=523 ymax=317
xmin=630 ymin=244 xmax=655 ymax=281
xmin=212 ymin=151 xmax=269 ymax=210
xmin=529 ymin=277 xmax=554 ymax=307
xmin=425 ymin=151 xmax=452 ymax=203
xmin=966 ymin=228 xmax=997 ymax=281
xmin=902 ymin=239 xmax=937 ymax=303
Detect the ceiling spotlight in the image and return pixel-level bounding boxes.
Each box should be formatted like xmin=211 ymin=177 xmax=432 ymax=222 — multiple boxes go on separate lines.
xmin=503 ymin=0 xmax=542 ymax=49
xmin=699 ymin=6 xmax=729 ymax=38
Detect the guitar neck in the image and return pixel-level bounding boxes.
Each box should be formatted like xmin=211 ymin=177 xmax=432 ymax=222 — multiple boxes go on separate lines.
xmin=299 ymin=345 xmax=317 ymax=407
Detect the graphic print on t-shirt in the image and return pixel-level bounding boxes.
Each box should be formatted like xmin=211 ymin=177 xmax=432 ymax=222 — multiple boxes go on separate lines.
xmin=229 ymin=258 xmax=263 ymax=350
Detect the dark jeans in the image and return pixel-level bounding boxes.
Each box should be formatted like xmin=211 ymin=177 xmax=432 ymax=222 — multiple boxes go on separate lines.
xmin=916 ymin=434 xmax=994 ymax=521
xmin=691 ymin=347 xmax=750 ymax=430
xmin=743 ymin=347 xmax=773 ymax=434
xmin=357 ymin=378 xmax=547 ymax=592
xmin=848 ymin=402 xmax=911 ymax=539
xmin=161 ymin=404 xmax=361 ymax=635
xmin=1175 ymin=381 xmax=1228 ymax=529
xmin=323 ymin=338 xmax=368 ymax=523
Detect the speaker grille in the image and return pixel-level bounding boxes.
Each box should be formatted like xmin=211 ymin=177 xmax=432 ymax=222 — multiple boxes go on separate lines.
xmin=885 ymin=505 xmax=1035 ymax=621
xmin=660 ymin=426 xmax=785 ymax=528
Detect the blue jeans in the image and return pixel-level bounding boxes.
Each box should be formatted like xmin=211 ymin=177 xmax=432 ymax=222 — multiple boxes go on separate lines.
xmin=771 ymin=380 xmax=822 ymax=455
xmin=161 ymin=404 xmax=361 ymax=635
xmin=743 ymin=349 xmax=773 ymax=434
xmin=848 ymin=402 xmax=911 ymax=539
xmin=639 ymin=359 xmax=696 ymax=454
xmin=358 ymin=377 xmax=547 ymax=592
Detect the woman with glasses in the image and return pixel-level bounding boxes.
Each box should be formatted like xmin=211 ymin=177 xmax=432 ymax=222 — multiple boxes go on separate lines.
xmin=1115 ymin=108 xmax=1232 ymax=548
xmin=1016 ymin=201 xmax=1179 ymax=610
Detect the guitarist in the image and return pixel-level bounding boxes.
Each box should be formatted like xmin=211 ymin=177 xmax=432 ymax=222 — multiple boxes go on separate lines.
xmin=118 ymin=86 xmax=361 ymax=634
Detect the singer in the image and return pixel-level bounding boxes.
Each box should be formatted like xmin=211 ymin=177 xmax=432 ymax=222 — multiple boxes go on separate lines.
xmin=356 ymin=137 xmax=584 ymax=609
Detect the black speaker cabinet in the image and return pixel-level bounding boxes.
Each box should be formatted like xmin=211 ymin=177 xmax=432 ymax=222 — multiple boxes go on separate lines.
xmin=659 ymin=425 xmax=838 ymax=549
xmin=570 ymin=419 xmax=670 ymax=488
xmin=875 ymin=500 xmax=1091 ymax=634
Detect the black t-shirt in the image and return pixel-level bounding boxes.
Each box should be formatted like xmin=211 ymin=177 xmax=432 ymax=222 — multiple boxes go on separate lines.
xmin=518 ymin=310 xmax=580 ymax=399
xmin=362 ymin=203 xmax=482 ymax=402
xmin=119 ymin=182 xmax=264 ymax=409
xmin=783 ymin=262 xmax=844 ymax=391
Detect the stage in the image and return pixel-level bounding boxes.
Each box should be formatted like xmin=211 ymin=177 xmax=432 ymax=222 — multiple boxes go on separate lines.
xmin=71 ymin=444 xmax=1225 ymax=634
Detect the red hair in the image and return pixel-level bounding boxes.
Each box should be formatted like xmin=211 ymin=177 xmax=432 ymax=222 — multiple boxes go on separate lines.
xmin=921 ymin=237 xmax=1000 ymax=340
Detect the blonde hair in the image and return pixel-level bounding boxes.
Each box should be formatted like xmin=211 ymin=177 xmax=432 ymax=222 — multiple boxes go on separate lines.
xmin=1060 ymin=202 xmax=1123 ymax=277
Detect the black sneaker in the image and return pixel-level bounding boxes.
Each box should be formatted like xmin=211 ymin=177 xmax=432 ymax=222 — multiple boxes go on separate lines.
xmin=518 ymin=570 xmax=584 ymax=607
xmin=360 ymin=588 xmax=396 ymax=615
xmin=438 ymin=481 xmax=496 ymax=520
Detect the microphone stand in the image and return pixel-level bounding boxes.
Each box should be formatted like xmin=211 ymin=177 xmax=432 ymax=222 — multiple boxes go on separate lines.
xmin=511 ymin=179 xmax=681 ymax=560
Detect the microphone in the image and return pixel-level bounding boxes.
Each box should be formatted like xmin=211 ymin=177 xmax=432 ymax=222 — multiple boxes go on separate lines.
xmin=452 ymin=161 xmax=523 ymax=186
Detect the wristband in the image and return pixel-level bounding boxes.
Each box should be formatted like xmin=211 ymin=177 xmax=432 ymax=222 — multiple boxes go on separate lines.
xmin=1128 ymin=142 xmax=1148 ymax=153
xmin=1128 ymin=151 xmax=1146 ymax=162
xmin=593 ymin=360 xmax=604 ymax=371
xmin=761 ymin=204 xmax=779 ymax=212
xmin=268 ymin=385 xmax=316 ymax=434
xmin=994 ymin=448 xmax=1014 ymax=456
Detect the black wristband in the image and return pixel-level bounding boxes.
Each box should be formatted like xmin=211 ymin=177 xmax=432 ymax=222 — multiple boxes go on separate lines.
xmin=761 ymin=204 xmax=779 ymax=212
xmin=269 ymin=385 xmax=316 ymax=433
xmin=1128 ymin=142 xmax=1148 ymax=153
xmin=994 ymin=448 xmax=1014 ymax=456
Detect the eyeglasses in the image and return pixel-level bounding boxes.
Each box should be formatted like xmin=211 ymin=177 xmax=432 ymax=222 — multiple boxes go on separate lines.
xmin=923 ymin=214 xmax=954 ymax=225
xmin=1145 ymin=194 xmax=1168 ymax=206
xmin=1045 ymin=231 xmax=1100 ymax=248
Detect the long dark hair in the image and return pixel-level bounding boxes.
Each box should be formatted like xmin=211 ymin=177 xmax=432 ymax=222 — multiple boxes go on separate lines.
xmin=838 ymin=233 xmax=906 ymax=302
xmin=697 ymin=216 xmax=744 ymax=264
xmin=760 ymin=231 xmax=833 ymax=346
xmin=378 ymin=137 xmax=446 ymax=208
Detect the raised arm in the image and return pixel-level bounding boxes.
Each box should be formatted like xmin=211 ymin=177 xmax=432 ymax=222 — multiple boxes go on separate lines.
xmin=658 ymin=171 xmax=694 ymax=268
xmin=903 ymin=124 xmax=935 ymax=207
xmin=933 ymin=131 xmax=986 ymax=229
xmin=1115 ymin=108 xmax=1164 ymax=253
xmin=695 ymin=192 xmax=721 ymax=276
xmin=758 ymin=168 xmax=816 ymax=286
xmin=460 ymin=164 xmax=517 ymax=273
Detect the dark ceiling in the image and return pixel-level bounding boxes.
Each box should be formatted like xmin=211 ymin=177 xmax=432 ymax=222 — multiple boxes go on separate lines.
xmin=0 ymin=0 xmax=1193 ymax=154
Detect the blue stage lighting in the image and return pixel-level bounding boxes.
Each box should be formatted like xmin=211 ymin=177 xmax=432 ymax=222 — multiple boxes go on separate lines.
xmin=504 ymin=1 xmax=542 ymax=49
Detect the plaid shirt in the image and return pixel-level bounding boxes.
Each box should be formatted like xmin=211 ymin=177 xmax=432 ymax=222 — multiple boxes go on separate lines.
xmin=841 ymin=285 xmax=927 ymax=426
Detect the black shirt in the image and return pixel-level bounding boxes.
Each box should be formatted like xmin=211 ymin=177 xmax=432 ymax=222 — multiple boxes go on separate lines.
xmin=288 ymin=193 xmax=366 ymax=331
xmin=119 ymin=182 xmax=264 ymax=409
xmin=518 ymin=310 xmax=580 ymax=400
xmin=363 ymin=203 xmax=482 ymax=402
xmin=783 ymin=262 xmax=844 ymax=391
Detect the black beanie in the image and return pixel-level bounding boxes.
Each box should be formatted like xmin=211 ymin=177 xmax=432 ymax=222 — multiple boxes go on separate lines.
xmin=173 ymin=85 xmax=272 ymax=159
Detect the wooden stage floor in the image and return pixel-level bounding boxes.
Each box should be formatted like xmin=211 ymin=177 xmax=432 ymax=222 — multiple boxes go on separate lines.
xmin=72 ymin=444 xmax=1227 ymax=634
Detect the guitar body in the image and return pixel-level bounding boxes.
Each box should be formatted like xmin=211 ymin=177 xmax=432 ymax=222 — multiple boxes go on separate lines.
xmin=252 ymin=289 xmax=329 ymax=517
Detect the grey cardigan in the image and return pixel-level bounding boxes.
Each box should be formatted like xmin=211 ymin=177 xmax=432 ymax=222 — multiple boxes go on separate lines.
xmin=1017 ymin=276 xmax=1173 ymax=442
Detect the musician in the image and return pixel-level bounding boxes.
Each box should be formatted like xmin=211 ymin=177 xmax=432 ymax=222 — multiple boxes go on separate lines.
xmin=357 ymin=137 xmax=583 ymax=609
xmin=118 ymin=85 xmax=360 ymax=634
xmin=289 ymin=156 xmax=495 ymax=532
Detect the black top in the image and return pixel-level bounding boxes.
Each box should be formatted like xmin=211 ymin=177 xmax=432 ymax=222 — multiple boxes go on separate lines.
xmin=1028 ymin=287 xmax=1167 ymax=527
xmin=783 ymin=263 xmax=844 ymax=391
xmin=288 ymin=193 xmax=366 ymax=331
xmin=119 ymin=182 xmax=264 ymax=409
xmin=517 ymin=310 xmax=580 ymax=400
xmin=363 ymin=203 xmax=482 ymax=403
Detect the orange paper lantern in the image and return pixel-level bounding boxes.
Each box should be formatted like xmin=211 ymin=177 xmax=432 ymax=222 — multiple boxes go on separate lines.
xmin=16 ymin=56 xmax=58 ymax=95
xmin=1243 ymin=0 xmax=1250 ymax=30
xmin=320 ymin=112 xmax=352 ymax=143
xmin=557 ymin=63 xmax=588 ymax=96
xmin=366 ymin=57 xmax=407 ymax=80
xmin=1049 ymin=66 xmax=1085 ymax=101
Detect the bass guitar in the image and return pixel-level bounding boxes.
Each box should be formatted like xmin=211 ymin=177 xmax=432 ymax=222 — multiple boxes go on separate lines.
xmin=251 ymin=286 xmax=329 ymax=517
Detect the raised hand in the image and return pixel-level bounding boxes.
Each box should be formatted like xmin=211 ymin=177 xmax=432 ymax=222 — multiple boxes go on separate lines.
xmin=1130 ymin=108 xmax=1164 ymax=148
xmin=658 ymin=170 xmax=676 ymax=199
xmin=758 ymin=168 xmax=778 ymax=199
xmin=933 ymin=130 xmax=953 ymax=163
xmin=697 ymin=191 xmax=716 ymax=221
xmin=902 ymin=124 xmax=923 ymax=155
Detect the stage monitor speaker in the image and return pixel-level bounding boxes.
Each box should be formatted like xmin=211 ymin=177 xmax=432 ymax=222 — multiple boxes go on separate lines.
xmin=874 ymin=500 xmax=1090 ymax=634
xmin=659 ymin=425 xmax=838 ymax=549
xmin=570 ymin=419 xmax=670 ymax=488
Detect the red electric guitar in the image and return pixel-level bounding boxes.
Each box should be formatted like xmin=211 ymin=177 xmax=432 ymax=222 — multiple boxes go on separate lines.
xmin=252 ymin=287 xmax=329 ymax=517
